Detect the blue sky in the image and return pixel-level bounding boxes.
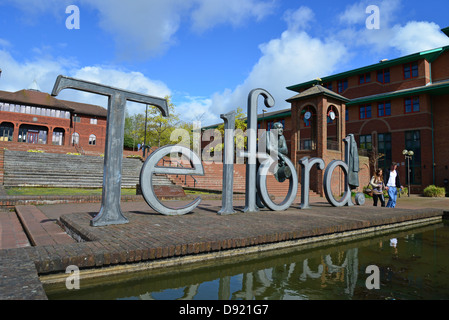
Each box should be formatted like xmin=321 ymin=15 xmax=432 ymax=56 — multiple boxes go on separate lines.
xmin=1 ymin=0 xmax=449 ymax=126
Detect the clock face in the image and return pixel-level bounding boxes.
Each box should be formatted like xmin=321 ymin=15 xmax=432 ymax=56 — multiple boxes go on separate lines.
xmin=329 ymin=111 xmax=336 ymax=120
xmin=304 ymin=111 xmax=311 ymax=120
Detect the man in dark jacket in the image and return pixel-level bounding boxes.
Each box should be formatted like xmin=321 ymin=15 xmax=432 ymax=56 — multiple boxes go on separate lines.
xmin=385 ymin=162 xmax=403 ymax=208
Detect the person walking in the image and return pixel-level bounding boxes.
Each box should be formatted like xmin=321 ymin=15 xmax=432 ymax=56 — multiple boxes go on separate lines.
xmin=385 ymin=162 xmax=403 ymax=208
xmin=370 ymin=168 xmax=385 ymax=207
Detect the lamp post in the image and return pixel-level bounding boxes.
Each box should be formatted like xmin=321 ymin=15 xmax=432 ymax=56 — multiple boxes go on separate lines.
xmin=402 ymin=149 xmax=414 ymax=197
xmin=72 ymin=113 xmax=77 ymax=146
xmin=143 ymin=105 xmax=148 ymax=158
xmin=262 ymin=109 xmax=267 ymax=130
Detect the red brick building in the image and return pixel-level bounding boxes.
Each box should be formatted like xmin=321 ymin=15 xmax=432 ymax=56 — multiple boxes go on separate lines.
xmin=0 ymin=86 xmax=107 ymax=155
xmin=202 ymin=28 xmax=449 ymax=195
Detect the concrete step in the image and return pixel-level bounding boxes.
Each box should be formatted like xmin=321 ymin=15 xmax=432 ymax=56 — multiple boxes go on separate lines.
xmin=2 ymin=149 xmax=176 ymax=188
xmin=14 ymin=205 xmax=77 ymax=246
xmin=0 ymin=209 xmax=31 ymax=249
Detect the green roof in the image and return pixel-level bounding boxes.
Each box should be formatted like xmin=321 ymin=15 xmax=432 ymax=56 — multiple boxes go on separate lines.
xmin=347 ymin=80 xmax=449 ymax=106
xmin=287 ymin=45 xmax=449 ymax=93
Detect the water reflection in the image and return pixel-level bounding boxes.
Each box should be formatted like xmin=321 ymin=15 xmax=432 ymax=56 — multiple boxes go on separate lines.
xmin=46 ymin=221 xmax=449 ymax=300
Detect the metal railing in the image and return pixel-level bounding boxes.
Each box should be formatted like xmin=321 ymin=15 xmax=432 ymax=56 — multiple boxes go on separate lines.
xmin=162 ymin=158 xmax=197 ymax=187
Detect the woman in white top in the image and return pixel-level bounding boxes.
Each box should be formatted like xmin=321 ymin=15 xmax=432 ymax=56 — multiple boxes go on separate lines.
xmin=385 ymin=162 xmax=402 ymax=208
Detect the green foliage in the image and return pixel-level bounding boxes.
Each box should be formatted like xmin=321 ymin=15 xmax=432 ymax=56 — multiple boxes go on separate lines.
xmin=423 ymin=185 xmax=446 ymax=197
xmin=206 ymin=107 xmax=247 ymax=153
xmin=124 ymin=96 xmax=181 ymax=150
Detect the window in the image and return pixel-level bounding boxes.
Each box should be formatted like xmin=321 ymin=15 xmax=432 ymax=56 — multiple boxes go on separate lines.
xmin=345 ymin=109 xmax=348 ymax=121
xmin=378 ymin=101 xmax=391 ymax=117
xmin=74 ymin=116 xmax=81 ymax=123
xmin=89 ymin=134 xmax=96 ymax=145
xmin=0 ymin=122 xmax=14 ymax=142
xmin=18 ymin=125 xmax=48 ymax=144
xmin=359 ymin=104 xmax=372 ymax=119
xmin=324 ymin=82 xmax=332 ymax=91
xmin=302 ymin=139 xmax=312 ymax=150
xmin=359 ymin=72 xmax=371 ymax=84
xmin=405 ymin=130 xmax=422 ymax=185
xmin=52 ymin=129 xmax=64 ymax=146
xmin=378 ymin=133 xmax=392 ymax=169
xmin=337 ymin=79 xmax=348 ymax=93
xmin=72 ymin=132 xmax=80 ymax=145
xmin=377 ymin=68 xmax=390 ymax=84
xmin=90 ymin=118 xmax=98 ymax=125
xmin=359 ymin=134 xmax=372 ymax=151
xmin=404 ymin=61 xmax=418 ymax=79
xmin=405 ymin=96 xmax=420 ymax=113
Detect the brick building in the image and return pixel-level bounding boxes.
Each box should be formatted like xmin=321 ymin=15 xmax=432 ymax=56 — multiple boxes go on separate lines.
xmin=0 ymin=83 xmax=107 ymax=155
xmin=204 ymin=28 xmax=449 ymax=195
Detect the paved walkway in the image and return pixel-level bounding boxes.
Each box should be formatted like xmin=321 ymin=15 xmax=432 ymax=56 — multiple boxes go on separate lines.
xmin=0 ymin=194 xmax=448 ymax=300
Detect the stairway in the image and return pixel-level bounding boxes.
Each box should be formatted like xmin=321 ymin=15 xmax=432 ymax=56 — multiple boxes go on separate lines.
xmin=167 ymin=161 xmax=320 ymax=199
xmin=2 ymin=150 xmax=174 ymax=188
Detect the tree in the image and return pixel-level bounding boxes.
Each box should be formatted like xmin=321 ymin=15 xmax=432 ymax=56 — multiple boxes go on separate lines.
xmin=124 ymin=111 xmax=144 ymax=150
xmin=144 ymin=96 xmax=180 ymax=148
xmin=203 ymin=107 xmax=247 ymax=163
xmin=124 ymin=96 xmax=181 ymax=151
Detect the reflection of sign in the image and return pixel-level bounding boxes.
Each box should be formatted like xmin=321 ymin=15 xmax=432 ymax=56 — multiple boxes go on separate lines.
xmin=304 ymin=111 xmax=311 ymax=120
xmin=329 ymin=111 xmax=336 ymax=120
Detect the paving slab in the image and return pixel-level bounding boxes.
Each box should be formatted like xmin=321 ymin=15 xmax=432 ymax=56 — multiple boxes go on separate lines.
xmin=15 ymin=205 xmax=76 ymax=246
xmin=0 ymin=249 xmax=47 ymax=300
xmin=0 ymin=210 xmax=30 ymax=249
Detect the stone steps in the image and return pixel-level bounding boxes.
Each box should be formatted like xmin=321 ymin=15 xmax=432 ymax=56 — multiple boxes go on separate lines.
xmin=14 ymin=205 xmax=76 ymax=246
xmin=167 ymin=161 xmax=321 ymax=198
xmin=2 ymin=150 xmax=174 ymax=188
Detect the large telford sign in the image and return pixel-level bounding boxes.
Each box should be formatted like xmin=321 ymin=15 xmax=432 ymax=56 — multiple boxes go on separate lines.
xmin=52 ymin=76 xmax=363 ymax=227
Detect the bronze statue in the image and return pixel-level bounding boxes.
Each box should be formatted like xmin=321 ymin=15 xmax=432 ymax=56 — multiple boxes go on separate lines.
xmin=266 ymin=122 xmax=291 ymax=183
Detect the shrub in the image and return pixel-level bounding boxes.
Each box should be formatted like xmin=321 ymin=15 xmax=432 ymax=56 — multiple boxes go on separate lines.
xmin=423 ymin=185 xmax=445 ymax=197
xmin=27 ymin=149 xmax=44 ymax=153
xmin=66 ymin=152 xmax=81 ymax=156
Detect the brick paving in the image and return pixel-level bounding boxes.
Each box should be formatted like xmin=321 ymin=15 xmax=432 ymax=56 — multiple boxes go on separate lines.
xmin=0 ymin=195 xmax=447 ymax=300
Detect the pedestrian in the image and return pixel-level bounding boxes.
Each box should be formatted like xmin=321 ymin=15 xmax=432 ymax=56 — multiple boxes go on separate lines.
xmin=370 ymin=168 xmax=385 ymax=207
xmin=385 ymin=162 xmax=403 ymax=208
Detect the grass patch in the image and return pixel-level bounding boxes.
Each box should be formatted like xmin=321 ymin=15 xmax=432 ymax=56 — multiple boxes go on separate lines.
xmin=5 ymin=187 xmax=137 ymax=196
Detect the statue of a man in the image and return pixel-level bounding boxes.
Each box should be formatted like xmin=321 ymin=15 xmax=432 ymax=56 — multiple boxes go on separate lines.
xmin=266 ymin=122 xmax=291 ymax=182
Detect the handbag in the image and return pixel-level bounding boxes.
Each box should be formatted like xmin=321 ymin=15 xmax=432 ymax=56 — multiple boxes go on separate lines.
xmin=364 ymin=183 xmax=373 ymax=196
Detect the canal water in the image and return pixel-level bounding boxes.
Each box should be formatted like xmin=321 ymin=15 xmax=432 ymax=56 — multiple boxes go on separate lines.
xmin=45 ymin=220 xmax=449 ymax=300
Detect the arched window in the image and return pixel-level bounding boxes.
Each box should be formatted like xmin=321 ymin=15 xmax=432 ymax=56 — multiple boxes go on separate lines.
xmin=89 ymin=134 xmax=96 ymax=145
xmin=52 ymin=128 xmax=65 ymax=146
xmin=327 ymin=105 xmax=340 ymax=151
xmin=72 ymin=132 xmax=80 ymax=145
xmin=0 ymin=122 xmax=14 ymax=142
xmin=299 ymin=105 xmax=317 ymax=150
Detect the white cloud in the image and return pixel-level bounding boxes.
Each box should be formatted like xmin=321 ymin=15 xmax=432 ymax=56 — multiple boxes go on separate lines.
xmin=339 ymin=0 xmax=402 ymax=27
xmin=188 ymin=7 xmax=348 ymax=125
xmin=389 ymin=21 xmax=449 ymax=55
xmin=335 ymin=0 xmax=449 ymax=57
xmin=0 ymin=49 xmax=69 ymax=92
xmin=6 ymin=0 xmax=275 ymax=60
xmin=190 ymin=0 xmax=275 ymax=33
xmin=0 ymin=49 xmax=172 ymax=115
xmin=70 ymin=66 xmax=172 ymax=114
xmin=176 ymin=96 xmax=217 ymax=124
